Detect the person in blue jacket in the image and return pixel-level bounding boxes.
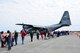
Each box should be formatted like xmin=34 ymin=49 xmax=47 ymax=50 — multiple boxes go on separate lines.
xmin=0 ymin=32 xmax=2 ymax=45
xmin=6 ymin=30 xmax=12 ymax=50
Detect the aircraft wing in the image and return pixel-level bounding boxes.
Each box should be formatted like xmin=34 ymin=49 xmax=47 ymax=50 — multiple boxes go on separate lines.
xmin=16 ymin=23 xmax=47 ymax=32
xmin=16 ymin=23 xmax=33 ymax=27
xmin=16 ymin=23 xmax=45 ymax=28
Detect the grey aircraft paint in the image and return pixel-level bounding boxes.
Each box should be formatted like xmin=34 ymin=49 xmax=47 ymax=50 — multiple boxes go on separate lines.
xmin=16 ymin=11 xmax=71 ymax=32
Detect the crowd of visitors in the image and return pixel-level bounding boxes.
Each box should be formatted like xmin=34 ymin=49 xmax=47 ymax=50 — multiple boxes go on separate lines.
xmin=0 ymin=30 xmax=70 ymax=50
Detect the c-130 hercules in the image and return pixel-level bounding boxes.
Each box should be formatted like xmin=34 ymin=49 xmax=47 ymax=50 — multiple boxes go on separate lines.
xmin=16 ymin=11 xmax=71 ymax=33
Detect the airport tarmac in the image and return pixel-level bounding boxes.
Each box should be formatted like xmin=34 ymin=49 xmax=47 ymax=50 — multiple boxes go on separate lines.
xmin=0 ymin=33 xmax=80 ymax=53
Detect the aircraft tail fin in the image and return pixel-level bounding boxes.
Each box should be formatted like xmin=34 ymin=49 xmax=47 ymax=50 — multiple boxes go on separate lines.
xmin=59 ymin=11 xmax=71 ymax=26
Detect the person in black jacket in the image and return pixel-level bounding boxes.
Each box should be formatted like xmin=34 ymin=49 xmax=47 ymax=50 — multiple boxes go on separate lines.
xmin=14 ymin=30 xmax=18 ymax=45
xmin=29 ymin=31 xmax=34 ymax=42
xmin=36 ymin=30 xmax=40 ymax=40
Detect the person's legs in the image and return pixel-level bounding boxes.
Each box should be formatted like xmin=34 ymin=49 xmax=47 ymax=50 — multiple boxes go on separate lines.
xmin=16 ymin=37 xmax=18 ymax=45
xmin=22 ymin=36 xmax=24 ymax=44
xmin=7 ymin=40 xmax=11 ymax=50
xmin=37 ymin=35 xmax=39 ymax=40
xmin=0 ymin=39 xmax=1 ymax=46
xmin=0 ymin=39 xmax=1 ymax=44
xmin=31 ymin=35 xmax=33 ymax=42
xmin=12 ymin=38 xmax=14 ymax=46
xmin=1 ymin=40 xmax=4 ymax=48
xmin=15 ymin=37 xmax=17 ymax=45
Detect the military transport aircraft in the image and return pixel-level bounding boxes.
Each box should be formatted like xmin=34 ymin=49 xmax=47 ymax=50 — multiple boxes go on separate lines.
xmin=16 ymin=11 xmax=71 ymax=33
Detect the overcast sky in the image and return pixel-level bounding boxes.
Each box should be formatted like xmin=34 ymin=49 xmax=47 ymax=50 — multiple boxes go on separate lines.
xmin=0 ymin=0 xmax=80 ymax=32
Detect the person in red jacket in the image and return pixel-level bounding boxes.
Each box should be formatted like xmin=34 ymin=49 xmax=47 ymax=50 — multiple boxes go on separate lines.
xmin=40 ymin=31 xmax=44 ymax=40
xmin=20 ymin=30 xmax=26 ymax=44
xmin=1 ymin=31 xmax=6 ymax=48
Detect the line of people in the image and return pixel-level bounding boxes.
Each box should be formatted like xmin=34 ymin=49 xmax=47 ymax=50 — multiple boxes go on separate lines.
xmin=0 ymin=30 xmax=70 ymax=50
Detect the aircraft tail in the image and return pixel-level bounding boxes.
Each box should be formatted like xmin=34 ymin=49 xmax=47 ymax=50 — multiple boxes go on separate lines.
xmin=59 ymin=11 xmax=71 ymax=26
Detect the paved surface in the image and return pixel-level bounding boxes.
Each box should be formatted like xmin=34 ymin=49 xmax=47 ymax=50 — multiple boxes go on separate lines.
xmin=0 ymin=34 xmax=80 ymax=53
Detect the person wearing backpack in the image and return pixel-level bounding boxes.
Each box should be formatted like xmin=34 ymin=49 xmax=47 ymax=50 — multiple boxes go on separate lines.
xmin=6 ymin=30 xmax=12 ymax=50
